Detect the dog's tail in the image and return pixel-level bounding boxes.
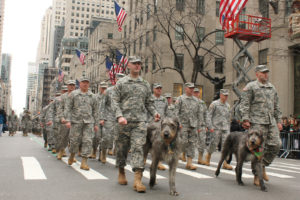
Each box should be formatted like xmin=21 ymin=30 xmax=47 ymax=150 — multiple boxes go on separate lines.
xmin=215 ymin=134 xmax=233 ymax=177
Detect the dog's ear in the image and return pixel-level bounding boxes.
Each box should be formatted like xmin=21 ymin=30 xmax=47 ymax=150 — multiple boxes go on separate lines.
xmin=172 ymin=117 xmax=180 ymax=129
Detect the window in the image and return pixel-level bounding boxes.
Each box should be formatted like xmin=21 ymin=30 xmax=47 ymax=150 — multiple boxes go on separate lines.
xmin=124 ymin=25 xmax=127 ymax=38
xmin=285 ymin=0 xmax=293 ymax=16
xmin=173 ymin=83 xmax=183 ymax=97
xmin=196 ymin=0 xmax=205 ymax=15
xmin=196 ymin=27 xmax=205 ymax=42
xmin=175 ymin=24 xmax=184 ymax=40
xmin=146 ymin=31 xmax=150 ymax=46
xmin=145 ymin=58 xmax=149 ymax=73
xmin=176 ymin=0 xmax=185 ymax=11
xmin=216 ymin=1 xmax=220 ymax=17
xmin=130 ymin=0 xmax=133 ymax=12
xmin=239 ymin=8 xmax=247 ymax=29
xmin=154 ymin=0 xmax=158 ymax=13
xmin=140 ymin=11 xmax=143 ymax=25
xmin=174 ymin=54 xmax=184 ymax=70
xmin=153 ymin=26 xmax=157 ymax=41
xmin=139 ymin=36 xmax=143 ymax=50
xmin=215 ymin=30 xmax=224 ymax=45
xmin=129 ymin=21 xmax=132 ymax=33
xmin=215 ymin=58 xmax=224 ymax=74
xmin=195 ymin=55 xmax=204 ymax=71
xmin=259 ymin=0 xmax=269 ymax=18
xmin=76 ymin=13 xmax=79 ymax=17
xmin=108 ymin=33 xmax=113 ymax=39
xmin=147 ymin=4 xmax=150 ymax=20
xmin=133 ymin=41 xmax=136 ymax=54
xmin=152 ymin=54 xmax=156 ymax=70
xmin=259 ymin=49 xmax=268 ymax=65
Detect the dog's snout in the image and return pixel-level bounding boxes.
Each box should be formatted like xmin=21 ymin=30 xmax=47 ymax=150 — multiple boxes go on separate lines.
xmin=163 ymin=131 xmax=170 ymax=138
xmin=251 ymin=139 xmax=256 ymax=144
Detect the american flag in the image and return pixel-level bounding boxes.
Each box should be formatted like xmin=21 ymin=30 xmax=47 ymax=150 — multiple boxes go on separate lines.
xmin=114 ymin=1 xmax=127 ymax=32
xmin=106 ymin=56 xmax=116 ymax=85
xmin=75 ymin=49 xmax=86 ymax=65
xmin=58 ymin=69 xmax=64 ymax=82
xmin=116 ymin=49 xmax=128 ymax=73
xmin=219 ymin=0 xmax=248 ymax=29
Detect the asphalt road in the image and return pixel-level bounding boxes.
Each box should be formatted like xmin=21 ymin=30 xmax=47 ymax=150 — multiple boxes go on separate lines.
xmin=0 ymin=132 xmax=300 ymax=200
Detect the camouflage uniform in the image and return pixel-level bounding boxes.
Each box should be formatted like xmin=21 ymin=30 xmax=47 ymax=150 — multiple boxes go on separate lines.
xmin=112 ymin=75 xmax=158 ymax=171
xmin=52 ymin=96 xmax=62 ymax=150
xmin=175 ymin=94 xmax=203 ymax=158
xmin=240 ymin=80 xmax=282 ymax=166
xmin=41 ymin=104 xmax=54 ymax=148
xmin=152 ymin=95 xmax=168 ymax=119
xmin=99 ymin=87 xmax=116 ymax=151
xmin=32 ymin=115 xmax=42 ymax=135
xmin=197 ymin=99 xmax=208 ymax=154
xmin=65 ymin=89 xmax=99 ymax=158
xmin=166 ymin=104 xmax=176 ymax=118
xmin=206 ymin=99 xmax=231 ymax=154
xmin=21 ymin=112 xmax=32 ymax=135
xmin=8 ymin=114 xmax=18 ymax=133
xmin=92 ymin=92 xmax=105 ymax=151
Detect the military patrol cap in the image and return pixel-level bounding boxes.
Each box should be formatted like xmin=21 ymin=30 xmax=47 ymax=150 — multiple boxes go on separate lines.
xmin=220 ymin=89 xmax=229 ymax=96
xmin=164 ymin=93 xmax=172 ymax=98
xmin=128 ymin=56 xmax=142 ymax=63
xmin=194 ymin=88 xmax=200 ymax=92
xmin=185 ymin=82 xmax=195 ymax=88
xmin=116 ymin=73 xmax=125 ymax=79
xmin=61 ymin=85 xmax=68 ymax=91
xmin=255 ymin=65 xmax=269 ymax=73
xmin=153 ymin=83 xmax=162 ymax=88
xmin=80 ymin=77 xmax=90 ymax=82
xmin=99 ymin=81 xmax=108 ymax=88
xmin=67 ymin=80 xmax=76 ymax=85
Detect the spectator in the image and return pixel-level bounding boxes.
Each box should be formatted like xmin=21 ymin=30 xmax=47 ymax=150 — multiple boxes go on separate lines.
xmin=0 ymin=109 xmax=6 ymax=136
xmin=281 ymin=117 xmax=290 ymax=150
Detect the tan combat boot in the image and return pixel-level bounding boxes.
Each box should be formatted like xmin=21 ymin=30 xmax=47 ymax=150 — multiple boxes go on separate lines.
xmin=133 ymin=170 xmax=146 ymax=193
xmin=254 ymin=175 xmax=260 ymax=186
xmin=180 ymin=152 xmax=186 ymax=162
xmin=68 ymin=153 xmax=76 ymax=165
xmin=118 ymin=167 xmax=128 ymax=185
xmin=101 ymin=149 xmax=107 ymax=164
xmin=44 ymin=142 xmax=48 ymax=148
xmin=157 ymin=161 xmax=166 ymax=170
xmin=80 ymin=157 xmax=90 ymax=170
xmin=56 ymin=149 xmax=63 ymax=160
xmin=89 ymin=149 xmax=96 ymax=159
xmin=52 ymin=148 xmax=56 ymax=154
xmin=203 ymin=153 xmax=211 ymax=166
xmin=108 ymin=149 xmax=114 ymax=156
xmin=62 ymin=149 xmax=67 ymax=157
xmin=222 ymin=161 xmax=233 ymax=170
xmin=262 ymin=167 xmax=269 ymax=181
xmin=186 ymin=157 xmax=197 ymax=170
xmin=197 ymin=152 xmax=204 ymax=165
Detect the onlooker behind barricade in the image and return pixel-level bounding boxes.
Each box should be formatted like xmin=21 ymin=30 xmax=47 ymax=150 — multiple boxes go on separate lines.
xmin=0 ymin=109 xmax=6 ymax=136
xmin=281 ymin=117 xmax=290 ymax=151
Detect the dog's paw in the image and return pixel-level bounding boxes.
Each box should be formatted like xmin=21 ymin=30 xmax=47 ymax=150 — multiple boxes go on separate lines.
xmin=261 ymin=186 xmax=268 ymax=192
xmin=170 ymin=190 xmax=179 ymax=196
xmin=215 ymin=170 xmax=220 ymax=177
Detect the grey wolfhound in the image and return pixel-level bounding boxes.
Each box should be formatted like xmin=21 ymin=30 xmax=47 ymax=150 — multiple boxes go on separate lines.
xmin=215 ymin=130 xmax=267 ymax=191
xmin=144 ymin=117 xmax=182 ymax=196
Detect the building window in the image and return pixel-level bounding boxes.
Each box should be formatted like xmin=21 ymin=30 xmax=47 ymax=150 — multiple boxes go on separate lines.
xmin=259 ymin=49 xmax=268 ymax=65
xmin=147 ymin=4 xmax=151 ymax=20
xmin=215 ymin=30 xmax=224 ymax=45
xmin=145 ymin=58 xmax=149 ymax=73
xmin=146 ymin=31 xmax=150 ymax=46
xmin=153 ymin=26 xmax=157 ymax=41
xmin=196 ymin=27 xmax=205 ymax=42
xmin=216 ymin=1 xmax=220 ymax=17
xmin=108 ymin=33 xmax=113 ymax=39
xmin=124 ymin=25 xmax=127 ymax=38
xmin=140 ymin=11 xmax=143 ymax=25
xmin=133 ymin=41 xmax=136 ymax=54
xmin=196 ymin=0 xmax=205 ymax=15
xmin=285 ymin=0 xmax=293 ymax=16
xmin=130 ymin=0 xmax=133 ymax=12
xmin=175 ymin=24 xmax=184 ymax=40
xmin=173 ymin=83 xmax=183 ymax=97
xmin=215 ymin=58 xmax=224 ymax=74
xmin=174 ymin=54 xmax=184 ymax=70
xmin=139 ymin=36 xmax=143 ymax=50
xmin=196 ymin=55 xmax=204 ymax=71
xmin=152 ymin=54 xmax=156 ymax=71
xmin=259 ymin=0 xmax=269 ymax=18
xmin=129 ymin=21 xmax=132 ymax=33
xmin=176 ymin=0 xmax=185 ymax=11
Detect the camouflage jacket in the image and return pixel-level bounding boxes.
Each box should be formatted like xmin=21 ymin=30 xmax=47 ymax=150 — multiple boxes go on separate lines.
xmin=57 ymin=92 xmax=68 ymax=122
xmin=40 ymin=104 xmax=54 ymax=124
xmin=166 ymin=104 xmax=176 ymax=118
xmin=8 ymin=114 xmax=18 ymax=127
xmin=100 ymin=87 xmax=115 ymax=121
xmin=52 ymin=96 xmax=62 ymax=123
xmin=153 ymin=95 xmax=168 ymax=118
xmin=112 ymin=75 xmax=158 ymax=122
xmin=65 ymin=89 xmax=98 ymax=124
xmin=207 ymin=99 xmax=230 ymax=131
xmin=175 ymin=94 xmax=203 ymax=128
xmin=21 ymin=113 xmax=32 ymax=126
xmin=239 ymin=80 xmax=282 ymax=125
xmin=198 ymin=99 xmax=208 ymax=128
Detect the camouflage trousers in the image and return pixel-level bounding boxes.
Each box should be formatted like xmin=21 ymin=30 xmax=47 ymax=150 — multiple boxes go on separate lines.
xmin=8 ymin=125 xmax=17 ymax=133
xmin=251 ymin=123 xmax=281 ymax=167
xmin=181 ymin=125 xmax=197 ymax=158
xmin=42 ymin=128 xmax=47 ymax=143
xmin=69 ymin=123 xmax=94 ymax=158
xmin=207 ymin=129 xmax=229 ymax=154
xmin=116 ymin=122 xmax=147 ymax=172
xmin=197 ymin=126 xmax=207 ymax=153
xmin=100 ymin=120 xmax=114 ymax=150
xmin=56 ymin=123 xmax=70 ymax=151
xmin=46 ymin=124 xmax=55 ymax=148
xmin=92 ymin=125 xmax=102 ymax=151
xmin=22 ymin=125 xmax=31 ymax=134
xmin=53 ymin=122 xmax=60 ymax=150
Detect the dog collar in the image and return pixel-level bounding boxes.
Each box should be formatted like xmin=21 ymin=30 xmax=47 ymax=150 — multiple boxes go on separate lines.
xmin=246 ymin=141 xmax=264 ymax=160
xmin=168 ymin=140 xmax=176 ymax=154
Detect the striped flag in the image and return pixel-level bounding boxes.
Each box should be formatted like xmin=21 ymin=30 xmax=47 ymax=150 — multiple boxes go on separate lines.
xmin=58 ymin=69 xmax=64 ymax=82
xmin=114 ymin=1 xmax=127 ymax=32
xmin=219 ymin=0 xmax=248 ymax=29
xmin=116 ymin=49 xmax=128 ymax=73
xmin=75 ymin=49 xmax=86 ymax=65
xmin=106 ymin=56 xmax=116 ymax=85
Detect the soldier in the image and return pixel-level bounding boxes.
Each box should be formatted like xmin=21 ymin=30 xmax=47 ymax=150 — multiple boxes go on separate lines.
xmin=8 ymin=110 xmax=18 ymax=136
xmin=32 ymin=112 xmax=42 ymax=136
xmin=175 ymin=82 xmax=203 ymax=170
xmin=89 ymin=81 xmax=107 ymax=160
xmin=239 ymin=65 xmax=282 ymax=186
xmin=203 ymin=89 xmax=232 ymax=170
xmin=50 ymin=92 xmax=63 ymax=154
xmin=21 ymin=110 xmax=32 ymax=136
xmin=165 ymin=93 xmax=176 ymax=118
xmin=193 ymin=88 xmax=208 ymax=165
xmin=41 ymin=99 xmax=54 ymax=150
xmin=56 ymin=83 xmax=75 ymax=160
xmin=112 ymin=56 xmax=160 ymax=193
xmin=65 ymin=77 xmax=99 ymax=171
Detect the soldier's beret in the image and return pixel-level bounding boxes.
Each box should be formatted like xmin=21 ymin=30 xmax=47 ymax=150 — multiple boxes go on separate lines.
xmin=220 ymin=89 xmax=229 ymax=95
xmin=255 ymin=65 xmax=269 ymax=73
xmin=128 ymin=56 xmax=142 ymax=63
xmin=80 ymin=77 xmax=90 ymax=82
xmin=164 ymin=93 xmax=172 ymax=98
xmin=185 ymin=82 xmax=195 ymax=88
xmin=99 ymin=81 xmax=108 ymax=88
xmin=67 ymin=80 xmax=76 ymax=85
xmin=153 ymin=83 xmax=162 ymax=88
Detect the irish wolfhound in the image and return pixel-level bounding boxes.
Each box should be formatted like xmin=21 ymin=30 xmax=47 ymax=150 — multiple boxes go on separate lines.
xmin=215 ymin=130 xmax=267 ymax=191
xmin=144 ymin=117 xmax=182 ymax=196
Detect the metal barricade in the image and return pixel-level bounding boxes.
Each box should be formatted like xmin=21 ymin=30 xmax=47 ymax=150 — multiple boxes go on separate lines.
xmin=280 ymin=130 xmax=300 ymax=158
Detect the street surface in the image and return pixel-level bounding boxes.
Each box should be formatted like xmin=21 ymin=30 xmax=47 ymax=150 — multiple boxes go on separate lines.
xmin=0 ymin=132 xmax=299 ymax=200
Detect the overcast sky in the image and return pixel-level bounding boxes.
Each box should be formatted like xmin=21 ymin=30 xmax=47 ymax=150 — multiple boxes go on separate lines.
xmin=2 ymin=0 xmax=52 ymax=115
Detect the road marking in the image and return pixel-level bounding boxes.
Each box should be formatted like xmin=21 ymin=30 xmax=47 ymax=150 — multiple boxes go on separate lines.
xmin=275 ymin=162 xmax=300 ymax=168
xmin=62 ymin=157 xmax=108 ymax=180
xmin=145 ymin=160 xmax=212 ymax=179
xmin=21 ymin=157 xmax=47 ymax=180
xmin=105 ymin=157 xmax=166 ymax=180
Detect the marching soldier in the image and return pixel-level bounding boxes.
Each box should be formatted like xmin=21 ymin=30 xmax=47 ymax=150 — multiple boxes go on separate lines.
xmin=8 ymin=110 xmax=18 ymax=136
xmin=175 ymin=82 xmax=203 ymax=170
xmin=65 ymin=77 xmax=99 ymax=171
xmin=21 ymin=110 xmax=32 ymax=136
xmin=41 ymin=99 xmax=54 ymax=150
xmin=165 ymin=93 xmax=176 ymax=118
xmin=203 ymin=89 xmax=232 ymax=170
xmin=240 ymin=65 xmax=282 ymax=186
